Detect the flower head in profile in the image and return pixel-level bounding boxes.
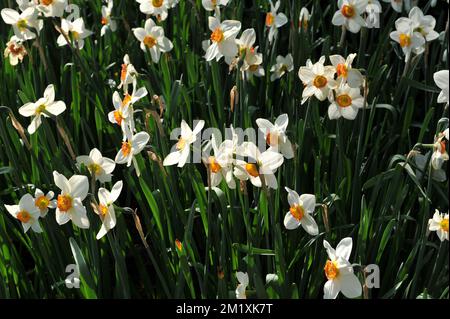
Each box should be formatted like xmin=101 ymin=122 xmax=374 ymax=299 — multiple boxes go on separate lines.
xmin=204 ymin=16 xmax=241 ymax=62
xmin=4 ymin=35 xmax=27 ymax=66
xmin=365 ymin=0 xmax=382 ymax=29
xmin=18 ymin=84 xmax=66 ymax=134
xmin=235 ymin=272 xmax=249 ymax=299
xmin=34 ymin=188 xmax=56 ymax=217
xmin=53 ymin=171 xmax=90 ymax=229
xmin=202 ymin=0 xmax=229 ymax=11
xmin=390 ymin=18 xmax=425 ymax=62
xmin=299 ymin=7 xmax=310 ymax=30
xmin=115 ymin=126 xmax=150 ymax=167
xmin=428 ymin=209 xmax=449 ymax=242
xmin=203 ymin=134 xmax=236 ymax=189
xmin=5 ymin=194 xmax=42 ymax=233
xmin=136 ymin=0 xmax=170 ymax=21
xmin=323 ymin=237 xmax=362 ymax=299
xmin=431 ymin=132 xmax=449 ymax=171
xmin=298 ymin=56 xmax=337 ymax=104
xmin=329 ymin=53 xmax=363 ymax=88
xmin=163 ymin=120 xmax=205 ymax=167
xmin=265 ymin=0 xmax=288 ymax=43
xmin=433 ymin=70 xmax=448 ymax=105
xmin=328 ymin=83 xmax=365 ymax=120
xmin=108 ymin=91 xmax=132 ymax=129
xmin=118 ymin=54 xmax=137 ymax=92
xmin=101 ymin=0 xmax=117 ymax=36
xmin=57 ymin=18 xmax=93 ymax=50
xmin=94 ymin=181 xmax=123 ymax=240
xmin=270 ymin=54 xmax=294 ymax=82
xmin=235 ymin=29 xmax=265 ymax=78
xmin=1 ymin=7 xmax=43 ymax=40
xmin=332 ymin=0 xmax=368 ymax=33
xmin=76 ymin=148 xmax=116 ymax=183
xmin=256 ymin=113 xmax=294 ymax=159
xmin=37 ymin=0 xmax=67 ymax=18
xmin=413 ymin=151 xmax=447 ymax=182
xmin=133 ymin=18 xmax=173 ymax=63
xmin=283 ymin=187 xmax=319 ymax=235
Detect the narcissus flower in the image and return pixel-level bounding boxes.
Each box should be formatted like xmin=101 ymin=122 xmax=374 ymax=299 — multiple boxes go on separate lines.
xmin=133 ymin=18 xmax=173 ymax=63
xmin=329 ymin=53 xmax=363 ymax=88
xmin=163 ymin=120 xmax=205 ymax=167
xmin=433 ymin=70 xmax=449 ymax=105
xmin=382 ymin=0 xmax=403 ymax=12
xmin=108 ymin=91 xmax=131 ymax=129
xmin=283 ymin=187 xmax=319 ymax=235
xmin=136 ymin=0 xmax=170 ymax=21
xmin=408 ymin=6 xmax=439 ymax=42
xmin=95 ymin=180 xmax=123 ymax=240
xmin=299 ymin=56 xmax=337 ymax=104
xmin=270 ymin=54 xmax=294 ymax=82
xmin=332 ymin=0 xmax=368 ymax=34
xmin=118 ymin=54 xmax=137 ymax=92
xmin=299 ymin=7 xmax=310 ymax=30
xmin=328 ymin=83 xmax=365 ymax=120
xmin=202 ymin=0 xmax=229 ymax=11
xmin=76 ymin=148 xmax=116 ymax=183
xmin=256 ymin=113 xmax=294 ymax=159
xmin=431 ymin=133 xmax=448 ymax=170
xmin=413 ymin=151 xmax=446 ymax=182
xmin=323 ymin=237 xmax=362 ymax=299
xmin=18 ymin=84 xmax=66 ymax=134
xmin=365 ymin=0 xmax=382 ymax=29
xmin=390 ymin=18 xmax=425 ymax=62
xmin=235 ymin=28 xmax=264 ymax=77
xmin=235 ymin=272 xmax=249 ymax=299
xmin=428 ymin=209 xmax=449 ymax=242
xmin=204 ymin=135 xmax=236 ymax=189
xmin=16 ymin=0 xmax=37 ymax=12
xmin=234 ymin=142 xmax=284 ymax=189
xmin=37 ymin=0 xmax=67 ymax=18
xmin=53 ymin=171 xmax=90 ymax=229
xmin=5 ymin=194 xmax=42 ymax=233
xmin=34 ymin=188 xmax=56 ymax=217
xmin=265 ymin=0 xmax=288 ymax=44
xmin=115 ymin=127 xmax=150 ymax=167
xmin=4 ymin=35 xmax=27 ymax=66
xmin=101 ymin=0 xmax=117 ymax=36
xmin=1 ymin=7 xmax=43 ymax=40
xmin=204 ymin=16 xmax=241 ymax=62
xmin=57 ymin=18 xmax=93 ymax=50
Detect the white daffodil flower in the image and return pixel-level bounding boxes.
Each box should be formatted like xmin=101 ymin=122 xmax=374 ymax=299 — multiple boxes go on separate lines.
xmin=299 ymin=7 xmax=310 ymax=31
xmin=163 ymin=120 xmax=205 ymax=167
xmin=428 ymin=210 xmax=449 ymax=242
xmin=329 ymin=53 xmax=363 ymax=88
xmin=37 ymin=0 xmax=67 ymax=18
xmin=234 ymin=142 xmax=284 ymax=189
xmin=299 ymin=56 xmax=337 ymax=104
xmin=408 ymin=6 xmax=439 ymax=43
xmin=270 ymin=54 xmax=294 ymax=82
xmin=283 ymin=187 xmax=319 ymax=235
xmin=34 ymin=188 xmax=56 ymax=218
xmin=204 ymin=134 xmax=236 ymax=189
xmin=5 ymin=194 xmax=42 ymax=233
xmin=1 ymin=7 xmax=43 ymax=41
xmin=328 ymin=83 xmax=365 ymax=120
xmin=235 ymin=29 xmax=265 ymax=78
xmin=382 ymin=0 xmax=403 ymax=12
xmin=433 ymin=70 xmax=449 ymax=105
xmin=365 ymin=0 xmax=382 ymax=29
xmin=133 ymin=18 xmax=173 ymax=63
xmin=431 ymin=133 xmax=449 ymax=170
xmin=18 ymin=84 xmax=66 ymax=135
xmin=118 ymin=54 xmax=137 ymax=92
xmin=76 ymin=148 xmax=116 ymax=183
xmin=205 ymin=16 xmax=241 ymax=62
xmin=53 ymin=171 xmax=90 ymax=229
xmin=332 ymin=0 xmax=368 ymax=34
xmin=390 ymin=17 xmax=425 ymax=62
xmin=95 ymin=180 xmax=123 ymax=240
xmin=16 ymin=0 xmax=37 ymax=12
xmin=57 ymin=18 xmax=93 ymax=50
xmin=101 ymin=0 xmax=117 ymax=37
xmin=136 ymin=0 xmax=170 ymax=21
xmin=265 ymin=0 xmax=288 ymax=44
xmin=235 ymin=272 xmax=249 ymax=299
xmin=256 ymin=113 xmax=294 ymax=159
xmin=202 ymin=0 xmax=229 ymax=11
xmin=4 ymin=35 xmax=27 ymax=66
xmin=108 ymin=91 xmax=132 ymax=130
xmin=117 ymin=78 xmax=148 ymax=136
xmin=413 ymin=151 xmax=446 ymax=182
xmin=323 ymin=237 xmax=362 ymax=299
xmin=115 ymin=127 xmax=150 ymax=167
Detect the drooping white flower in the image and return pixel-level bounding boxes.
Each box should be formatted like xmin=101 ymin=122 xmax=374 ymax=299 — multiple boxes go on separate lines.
xmin=34 ymin=188 xmax=56 ymax=217
xmin=1 ymin=7 xmax=43 ymax=41
xmin=4 ymin=35 xmax=27 ymax=66
xmin=270 ymin=54 xmax=294 ymax=81
xmin=265 ymin=0 xmax=288 ymax=43
xmin=5 ymin=194 xmax=42 ymax=233
xmin=389 ymin=17 xmax=425 ymax=62
xmin=256 ymin=113 xmax=294 ymax=159
xmin=205 ymin=16 xmax=241 ymax=62
xmin=18 ymin=84 xmax=66 ymax=134
xmin=328 ymin=83 xmax=365 ymax=120
xmin=299 ymin=7 xmax=310 ymax=30
xmin=428 ymin=210 xmax=449 ymax=242
xmin=433 ymin=70 xmax=449 ymax=105
xmin=76 ymin=148 xmax=116 ymax=183
xmin=37 ymin=0 xmax=67 ymax=18
xmin=283 ymin=187 xmax=319 ymax=235
xmin=431 ymin=133 xmax=449 ymax=170
xmin=163 ymin=120 xmax=205 ymax=167
xmin=235 ymin=272 xmax=249 ymax=299
xmin=136 ymin=0 xmax=170 ymax=21
xmin=413 ymin=151 xmax=446 ymax=182
xmin=115 ymin=127 xmax=150 ymax=167
xmin=101 ymin=0 xmax=117 ymax=36
xmin=332 ymin=0 xmax=368 ymax=33
xmin=133 ymin=18 xmax=173 ymax=63
xmin=298 ymin=56 xmax=337 ymax=104
xmin=323 ymin=237 xmax=362 ymax=299
xmin=57 ymin=18 xmax=93 ymax=50
xmin=95 ymin=181 xmax=123 ymax=240
xmin=329 ymin=53 xmax=363 ymax=88
xmin=53 ymin=171 xmax=90 ymax=229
